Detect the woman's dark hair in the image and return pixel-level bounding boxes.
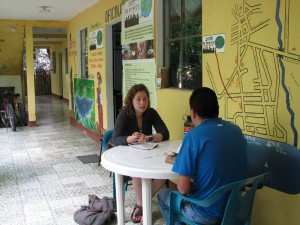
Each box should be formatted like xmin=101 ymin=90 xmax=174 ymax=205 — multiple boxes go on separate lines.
xmin=123 ymin=83 xmax=150 ymax=117
xmin=189 ymin=87 xmax=219 ymax=118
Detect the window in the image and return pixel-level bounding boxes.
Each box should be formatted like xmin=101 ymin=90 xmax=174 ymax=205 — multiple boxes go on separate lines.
xmin=79 ymin=28 xmax=88 ymax=78
xmin=164 ymin=0 xmax=202 ymax=89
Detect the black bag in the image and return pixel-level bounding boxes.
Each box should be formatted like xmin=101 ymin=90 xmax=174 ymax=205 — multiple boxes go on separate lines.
xmin=73 ymin=195 xmax=115 ymax=225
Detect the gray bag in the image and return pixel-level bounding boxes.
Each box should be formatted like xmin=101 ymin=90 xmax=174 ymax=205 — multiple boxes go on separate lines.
xmin=73 ymin=195 xmax=115 ymax=225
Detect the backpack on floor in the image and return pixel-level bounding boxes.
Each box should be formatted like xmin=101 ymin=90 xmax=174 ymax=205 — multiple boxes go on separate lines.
xmin=73 ymin=194 xmax=115 ymax=225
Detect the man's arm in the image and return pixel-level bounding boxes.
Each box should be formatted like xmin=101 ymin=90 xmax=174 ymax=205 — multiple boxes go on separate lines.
xmin=177 ymin=175 xmax=192 ymax=194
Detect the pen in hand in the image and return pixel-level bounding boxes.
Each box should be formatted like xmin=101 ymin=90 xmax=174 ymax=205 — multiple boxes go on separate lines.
xmin=131 ymin=132 xmax=147 ymax=143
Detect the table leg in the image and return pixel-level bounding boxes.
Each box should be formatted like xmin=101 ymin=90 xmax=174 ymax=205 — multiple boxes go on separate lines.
xmin=115 ymin=173 xmax=124 ymax=225
xmin=142 ymin=178 xmax=152 ymax=225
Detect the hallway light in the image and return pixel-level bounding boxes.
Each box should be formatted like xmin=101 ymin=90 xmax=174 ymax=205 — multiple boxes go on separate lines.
xmin=39 ymin=6 xmax=51 ymax=13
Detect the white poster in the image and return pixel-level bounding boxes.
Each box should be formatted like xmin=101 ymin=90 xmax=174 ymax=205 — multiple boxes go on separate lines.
xmin=202 ymin=34 xmax=225 ymax=53
xmin=122 ymin=0 xmax=154 ymax=45
xmin=123 ymin=60 xmax=157 ymax=109
xmin=89 ymin=28 xmax=103 ymax=50
xmin=121 ymin=0 xmax=156 ymax=108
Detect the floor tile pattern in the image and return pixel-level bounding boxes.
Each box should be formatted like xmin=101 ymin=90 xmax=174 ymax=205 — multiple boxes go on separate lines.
xmin=0 ymin=96 xmax=165 ymax=225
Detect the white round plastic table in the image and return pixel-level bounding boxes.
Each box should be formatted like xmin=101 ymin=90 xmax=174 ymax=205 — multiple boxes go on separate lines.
xmin=101 ymin=140 xmax=181 ymax=225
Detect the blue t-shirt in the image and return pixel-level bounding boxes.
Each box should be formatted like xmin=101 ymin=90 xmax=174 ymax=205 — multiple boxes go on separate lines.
xmin=172 ymin=118 xmax=247 ymax=219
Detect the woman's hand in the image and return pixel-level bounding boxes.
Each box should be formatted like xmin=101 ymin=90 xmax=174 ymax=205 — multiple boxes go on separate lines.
xmin=152 ymin=133 xmax=163 ymax=142
xmin=127 ymin=132 xmax=163 ymax=144
xmin=131 ymin=132 xmax=147 ymax=143
xmin=127 ymin=135 xmax=137 ymax=144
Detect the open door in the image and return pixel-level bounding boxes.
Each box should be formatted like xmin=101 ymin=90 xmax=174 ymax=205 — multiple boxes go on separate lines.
xmin=112 ymin=22 xmax=122 ymax=123
xmin=105 ymin=20 xmax=122 ymax=130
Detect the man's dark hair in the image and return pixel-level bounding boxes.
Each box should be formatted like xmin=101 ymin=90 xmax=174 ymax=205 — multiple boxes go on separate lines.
xmin=189 ymin=87 xmax=219 ymax=118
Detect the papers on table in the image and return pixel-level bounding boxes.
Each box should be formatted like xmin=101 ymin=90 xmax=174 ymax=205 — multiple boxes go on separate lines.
xmin=165 ymin=151 xmax=177 ymax=164
xmin=129 ymin=142 xmax=158 ymax=150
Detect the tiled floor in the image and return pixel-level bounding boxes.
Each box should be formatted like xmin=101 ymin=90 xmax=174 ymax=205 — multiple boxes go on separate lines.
xmin=0 ymin=95 xmax=165 ymax=225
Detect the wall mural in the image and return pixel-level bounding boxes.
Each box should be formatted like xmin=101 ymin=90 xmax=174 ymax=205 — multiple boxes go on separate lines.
xmin=96 ymin=71 xmax=105 ymax=136
xmin=203 ymin=0 xmax=300 ymax=196
xmin=68 ymin=39 xmax=77 ymax=118
xmin=245 ymin=135 xmax=300 ymax=194
xmin=74 ymin=78 xmax=95 ymax=132
xmin=204 ymin=0 xmax=300 ymax=148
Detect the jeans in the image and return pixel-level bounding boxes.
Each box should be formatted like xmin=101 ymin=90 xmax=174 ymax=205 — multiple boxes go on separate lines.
xmin=157 ymin=188 xmax=221 ymax=225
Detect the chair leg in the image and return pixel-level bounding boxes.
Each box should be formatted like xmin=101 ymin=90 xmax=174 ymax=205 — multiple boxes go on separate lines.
xmin=112 ymin=173 xmax=117 ymax=210
xmin=98 ymin=139 xmax=103 ymax=166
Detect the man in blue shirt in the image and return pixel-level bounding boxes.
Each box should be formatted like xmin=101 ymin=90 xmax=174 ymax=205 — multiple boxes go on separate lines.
xmin=157 ymin=87 xmax=247 ymax=225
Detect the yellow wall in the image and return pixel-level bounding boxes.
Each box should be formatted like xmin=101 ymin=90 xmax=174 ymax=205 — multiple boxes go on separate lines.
xmin=0 ymin=19 xmax=68 ymax=123
xmin=202 ymin=0 xmax=300 ymax=145
xmin=202 ymin=0 xmax=300 ymax=224
xmin=50 ymin=40 xmax=69 ymax=99
xmin=0 ymin=20 xmax=26 ymax=104
xmin=0 ymin=21 xmax=24 ymax=76
xmin=68 ymin=0 xmax=300 ymax=224
xmin=156 ymin=88 xmax=191 ymax=140
xmin=67 ymin=0 xmax=192 ymax=139
xmin=26 ymin=21 xmax=68 ymax=123
xmin=253 ymin=188 xmax=300 ymax=225
xmin=25 ymin=21 xmax=36 ymax=123
xmin=0 ymin=75 xmax=23 ymax=99
xmin=62 ymin=40 xmax=70 ymax=99
xmin=68 ymin=0 xmax=121 ymax=134
xmin=50 ymin=46 xmax=60 ymax=97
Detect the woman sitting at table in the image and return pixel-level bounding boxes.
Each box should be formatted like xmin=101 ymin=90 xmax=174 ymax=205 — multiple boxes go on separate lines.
xmin=112 ymin=83 xmax=169 ymax=223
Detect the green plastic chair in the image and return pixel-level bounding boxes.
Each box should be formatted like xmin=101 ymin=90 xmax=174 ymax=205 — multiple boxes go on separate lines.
xmin=98 ymin=130 xmax=114 ymax=165
xmin=169 ymin=172 xmax=271 ymax=225
xmin=102 ymin=129 xmax=113 ymax=151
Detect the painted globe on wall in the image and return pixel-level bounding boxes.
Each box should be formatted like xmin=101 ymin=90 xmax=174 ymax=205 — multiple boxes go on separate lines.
xmin=141 ymin=0 xmax=152 ymax=17
xmin=97 ymin=30 xmax=103 ymax=46
xmin=215 ymin=36 xmax=225 ymax=49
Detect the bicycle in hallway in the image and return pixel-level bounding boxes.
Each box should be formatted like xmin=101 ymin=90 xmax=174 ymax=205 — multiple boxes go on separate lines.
xmin=0 ymin=90 xmax=27 ymax=131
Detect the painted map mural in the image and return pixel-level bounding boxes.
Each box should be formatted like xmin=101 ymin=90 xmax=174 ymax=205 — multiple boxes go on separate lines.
xmin=204 ymin=0 xmax=300 ymax=147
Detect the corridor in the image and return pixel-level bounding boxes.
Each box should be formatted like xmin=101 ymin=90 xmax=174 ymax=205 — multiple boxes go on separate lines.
xmin=0 ymin=95 xmax=164 ymax=225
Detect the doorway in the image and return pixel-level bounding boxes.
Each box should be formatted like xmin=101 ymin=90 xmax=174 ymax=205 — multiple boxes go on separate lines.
xmin=58 ymin=52 xmax=63 ymax=98
xmin=112 ymin=22 xmax=122 ymax=123
xmin=105 ymin=21 xmax=122 ymax=130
